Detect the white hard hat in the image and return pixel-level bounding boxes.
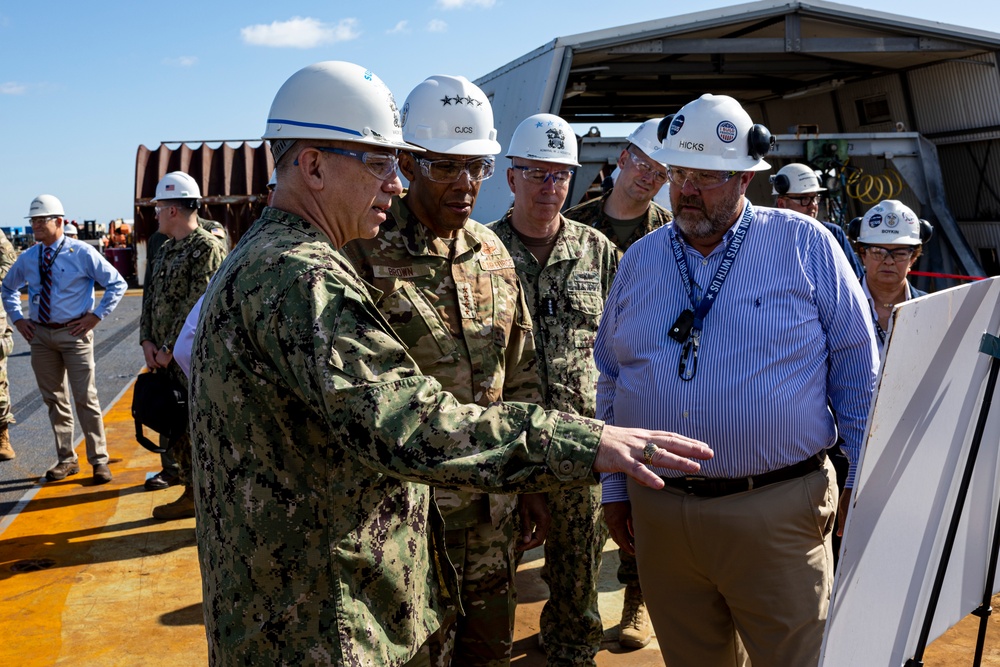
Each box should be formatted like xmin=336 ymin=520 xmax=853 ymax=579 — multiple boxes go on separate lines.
xmin=651 ymin=94 xmax=772 ymax=172
xmin=64 ymin=223 xmax=78 ymax=236
xmin=401 ymin=75 xmax=501 ymax=155
xmin=770 ymin=163 xmax=826 ymax=196
xmin=857 ymin=200 xmax=923 ymax=246
xmin=153 ymin=171 xmax=202 ymax=201
xmin=627 ymin=118 xmax=666 ymax=162
xmin=506 ymin=113 xmax=579 ymax=167
xmin=263 ymin=61 xmax=419 ymax=151
xmin=26 ymin=194 xmax=65 ymax=219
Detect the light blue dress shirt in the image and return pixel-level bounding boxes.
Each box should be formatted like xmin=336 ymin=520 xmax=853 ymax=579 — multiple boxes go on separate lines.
xmin=597 ymin=202 xmax=878 ymax=503
xmin=1 ymin=237 xmax=127 ymax=324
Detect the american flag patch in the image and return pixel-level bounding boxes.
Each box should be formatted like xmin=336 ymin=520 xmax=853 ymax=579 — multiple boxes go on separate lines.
xmin=165 ymin=184 xmax=175 ymax=191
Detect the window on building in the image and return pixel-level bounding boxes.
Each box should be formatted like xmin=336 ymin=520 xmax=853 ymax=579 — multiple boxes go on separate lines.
xmin=856 ymin=95 xmax=892 ymax=126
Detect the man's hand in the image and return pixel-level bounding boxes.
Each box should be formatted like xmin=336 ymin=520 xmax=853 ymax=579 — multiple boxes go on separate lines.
xmin=837 ymin=488 xmax=853 ymax=537
xmin=516 ymin=492 xmax=550 ymax=552
xmin=154 ymin=347 xmax=173 ymax=368
xmin=603 ymin=501 xmax=634 ymax=555
xmin=593 ymin=424 xmax=713 ymax=489
xmin=68 ymin=312 xmax=101 ymax=337
xmin=14 ymin=319 xmax=35 ymax=343
xmin=142 ymin=340 xmax=163 ymax=369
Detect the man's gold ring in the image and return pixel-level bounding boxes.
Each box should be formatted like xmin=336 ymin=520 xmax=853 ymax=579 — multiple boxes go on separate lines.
xmin=643 ymin=442 xmax=657 ymax=466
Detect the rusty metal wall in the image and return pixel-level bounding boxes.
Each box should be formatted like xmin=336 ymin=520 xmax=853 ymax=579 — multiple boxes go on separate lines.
xmin=134 ymin=141 xmax=274 ymax=248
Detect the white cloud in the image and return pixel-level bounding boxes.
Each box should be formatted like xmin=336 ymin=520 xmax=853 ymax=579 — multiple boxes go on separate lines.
xmin=163 ymin=56 xmax=198 ymax=67
xmin=1 ymin=82 xmax=26 ymax=95
xmin=386 ymin=20 xmax=409 ymax=34
xmin=427 ymin=19 xmax=448 ymax=32
xmin=437 ymin=0 xmax=496 ymax=8
xmin=241 ymin=17 xmax=360 ymax=49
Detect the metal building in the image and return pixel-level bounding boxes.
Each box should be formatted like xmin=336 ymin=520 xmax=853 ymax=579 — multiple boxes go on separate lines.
xmin=474 ymin=0 xmax=1000 ymax=288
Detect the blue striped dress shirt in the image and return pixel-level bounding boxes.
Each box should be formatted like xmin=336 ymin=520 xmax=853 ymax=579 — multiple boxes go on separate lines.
xmin=2 ymin=237 xmax=127 ymax=324
xmin=597 ymin=201 xmax=878 ymax=503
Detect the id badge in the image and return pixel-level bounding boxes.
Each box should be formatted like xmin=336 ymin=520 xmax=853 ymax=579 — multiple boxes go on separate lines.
xmin=668 ymin=309 xmax=695 ymax=343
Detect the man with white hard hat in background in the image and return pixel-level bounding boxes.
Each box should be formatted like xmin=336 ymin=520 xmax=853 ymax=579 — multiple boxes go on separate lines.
xmin=489 ymin=113 xmax=618 ymax=666
xmin=771 ymin=162 xmax=863 ymax=277
xmin=566 ymin=118 xmax=673 ymax=261
xmin=63 ymin=223 xmax=78 ymax=239
xmin=345 ymin=74 xmax=547 ymax=667
xmin=141 ymin=171 xmax=225 ymax=520
xmin=190 ymin=60 xmax=711 ymax=666
xmin=596 ymin=93 xmax=878 ymax=666
xmin=563 ymin=116 xmax=672 ymax=650
xmin=2 ymin=195 xmax=127 ymax=483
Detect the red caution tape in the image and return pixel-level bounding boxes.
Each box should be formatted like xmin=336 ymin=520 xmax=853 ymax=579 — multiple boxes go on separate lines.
xmin=909 ymin=270 xmax=987 ymax=281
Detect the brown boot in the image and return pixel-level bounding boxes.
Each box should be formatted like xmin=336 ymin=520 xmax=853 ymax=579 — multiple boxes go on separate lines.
xmin=619 ymin=583 xmax=653 ymax=649
xmin=0 ymin=424 xmax=13 ymax=461
xmin=152 ymin=486 xmax=196 ymax=520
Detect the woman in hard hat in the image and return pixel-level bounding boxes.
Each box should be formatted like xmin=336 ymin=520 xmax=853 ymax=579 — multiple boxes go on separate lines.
xmin=850 ymin=199 xmax=932 ymax=353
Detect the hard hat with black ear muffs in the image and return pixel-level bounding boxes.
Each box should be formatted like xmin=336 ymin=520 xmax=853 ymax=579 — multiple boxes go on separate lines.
xmin=852 ymin=200 xmax=932 ymax=245
xmin=651 ymin=94 xmax=772 ymax=172
xmin=770 ymin=163 xmax=826 ymax=196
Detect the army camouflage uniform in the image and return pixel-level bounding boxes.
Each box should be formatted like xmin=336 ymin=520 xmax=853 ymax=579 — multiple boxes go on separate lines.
xmin=140 ymin=225 xmax=224 ymax=483
xmin=490 ymin=211 xmax=618 ymax=667
xmin=190 ymin=207 xmax=608 ymax=667
xmin=0 ymin=231 xmax=16 ymax=429
xmin=345 ymin=195 xmax=542 ymax=667
xmin=564 ymin=190 xmax=672 ymax=255
xmin=563 ymin=191 xmax=670 ymax=594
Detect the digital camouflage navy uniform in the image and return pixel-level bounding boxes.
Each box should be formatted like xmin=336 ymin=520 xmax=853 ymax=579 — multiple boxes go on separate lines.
xmin=563 ymin=191 xmax=670 ymax=593
xmin=140 ymin=225 xmax=224 ymax=482
xmin=490 ymin=211 xmax=618 ymax=667
xmin=564 ymin=190 xmax=672 ymax=255
xmin=345 ymin=195 xmax=541 ymax=667
xmin=0 ymin=231 xmax=16 ymax=428
xmin=143 ymin=217 xmax=226 ymax=474
xmin=190 ymin=207 xmax=608 ymax=667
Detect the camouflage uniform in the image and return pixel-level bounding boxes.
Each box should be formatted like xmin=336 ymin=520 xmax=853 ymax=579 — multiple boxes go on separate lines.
xmin=143 ymin=218 xmax=226 ymax=475
xmin=190 ymin=207 xmax=606 ymax=667
xmin=564 ymin=190 xmax=672 ymax=255
xmin=0 ymin=231 xmax=16 ymax=427
xmin=344 ymin=196 xmax=541 ymax=667
xmin=489 ymin=211 xmax=618 ymax=666
xmin=140 ymin=225 xmax=224 ymax=483
xmin=563 ymin=192 xmax=670 ymax=593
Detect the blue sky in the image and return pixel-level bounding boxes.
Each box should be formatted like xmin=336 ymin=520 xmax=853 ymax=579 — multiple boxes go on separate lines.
xmin=1 ymin=0 xmax=998 ymax=228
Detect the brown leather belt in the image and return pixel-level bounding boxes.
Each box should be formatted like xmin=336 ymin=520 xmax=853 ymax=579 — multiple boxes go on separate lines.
xmin=33 ymin=321 xmax=71 ymax=329
xmin=661 ymin=451 xmax=826 ymax=498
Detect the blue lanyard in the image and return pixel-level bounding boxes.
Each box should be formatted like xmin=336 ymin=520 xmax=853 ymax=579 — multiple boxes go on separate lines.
xmin=668 ymin=203 xmax=753 ymax=380
xmin=669 ymin=202 xmax=753 ymax=331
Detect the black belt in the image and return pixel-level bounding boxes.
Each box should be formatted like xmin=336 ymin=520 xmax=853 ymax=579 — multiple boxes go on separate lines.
xmin=33 ymin=320 xmax=71 ymax=329
xmin=661 ymin=451 xmax=826 ymax=498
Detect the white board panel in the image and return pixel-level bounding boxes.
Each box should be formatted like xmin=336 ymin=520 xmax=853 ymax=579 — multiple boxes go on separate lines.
xmin=821 ymin=277 xmax=1000 ymax=667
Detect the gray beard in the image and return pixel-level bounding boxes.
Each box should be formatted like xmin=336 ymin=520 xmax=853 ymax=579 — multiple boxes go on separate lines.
xmin=673 ymin=187 xmax=743 ymax=241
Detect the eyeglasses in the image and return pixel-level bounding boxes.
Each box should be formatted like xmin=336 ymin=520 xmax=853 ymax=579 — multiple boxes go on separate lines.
xmin=627 ymin=150 xmax=668 ymax=183
xmin=512 ymin=166 xmax=575 ymax=185
xmin=415 ymin=156 xmax=495 ymax=183
xmin=310 ymin=146 xmax=399 ymax=181
xmin=667 ymin=166 xmax=738 ymax=191
xmin=786 ymin=194 xmax=821 ymax=206
xmin=863 ymin=245 xmax=916 ymax=263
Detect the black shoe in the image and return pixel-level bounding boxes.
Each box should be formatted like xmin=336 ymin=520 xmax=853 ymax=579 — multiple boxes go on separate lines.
xmin=144 ymin=470 xmax=180 ymax=491
xmin=93 ymin=464 xmax=113 ymax=485
xmin=46 ymin=461 xmax=81 ymax=481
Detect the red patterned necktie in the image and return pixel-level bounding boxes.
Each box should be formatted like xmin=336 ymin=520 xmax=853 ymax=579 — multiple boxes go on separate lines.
xmin=39 ymin=247 xmax=53 ymax=323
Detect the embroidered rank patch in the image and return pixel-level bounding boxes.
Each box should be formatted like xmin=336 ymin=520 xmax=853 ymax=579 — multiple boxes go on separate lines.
xmin=456 ymin=282 xmax=476 ymax=319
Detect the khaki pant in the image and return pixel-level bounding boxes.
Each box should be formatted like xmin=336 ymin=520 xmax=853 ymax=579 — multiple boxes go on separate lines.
xmin=30 ymin=326 xmax=109 ymax=466
xmin=629 ymin=458 xmax=837 ymax=667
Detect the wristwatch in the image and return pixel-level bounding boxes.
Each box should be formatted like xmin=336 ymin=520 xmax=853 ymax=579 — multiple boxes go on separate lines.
xmin=160 ymin=344 xmax=172 ymax=355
